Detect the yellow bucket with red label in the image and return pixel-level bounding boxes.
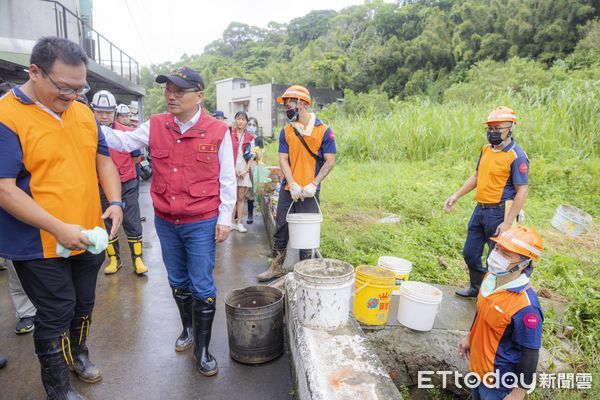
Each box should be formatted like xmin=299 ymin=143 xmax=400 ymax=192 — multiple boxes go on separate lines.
xmin=353 ymin=266 xmax=397 ymax=325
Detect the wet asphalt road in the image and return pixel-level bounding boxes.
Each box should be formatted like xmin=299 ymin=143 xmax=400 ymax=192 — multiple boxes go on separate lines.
xmin=0 ymin=181 xmax=293 ymax=400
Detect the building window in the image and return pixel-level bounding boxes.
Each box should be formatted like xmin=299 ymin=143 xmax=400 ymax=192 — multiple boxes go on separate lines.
xmin=240 ymin=82 xmax=246 ymax=89
xmin=257 ymin=98 xmax=263 ymax=111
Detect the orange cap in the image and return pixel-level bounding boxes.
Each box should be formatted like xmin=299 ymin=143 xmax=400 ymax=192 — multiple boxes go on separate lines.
xmin=490 ymin=226 xmax=543 ymax=261
xmin=276 ymin=85 xmax=311 ymax=105
xmin=483 ymin=106 xmax=517 ymax=125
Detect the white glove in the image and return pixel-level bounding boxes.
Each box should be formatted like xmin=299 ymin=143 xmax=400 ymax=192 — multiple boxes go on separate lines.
xmin=289 ymin=183 xmax=303 ymax=201
xmin=302 ymin=183 xmax=318 ymax=198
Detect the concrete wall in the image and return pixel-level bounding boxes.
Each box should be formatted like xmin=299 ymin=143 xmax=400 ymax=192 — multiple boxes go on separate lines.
xmin=249 ymin=83 xmax=272 ymax=138
xmin=285 ymin=275 xmax=403 ymax=400
xmin=215 ymin=78 xmax=234 ymax=117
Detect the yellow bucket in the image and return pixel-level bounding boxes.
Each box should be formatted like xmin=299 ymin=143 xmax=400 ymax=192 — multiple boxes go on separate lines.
xmin=353 ymin=266 xmax=397 ymax=326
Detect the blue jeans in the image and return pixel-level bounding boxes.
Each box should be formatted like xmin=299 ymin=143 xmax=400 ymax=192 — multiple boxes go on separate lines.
xmin=154 ymin=215 xmax=218 ymax=302
xmin=472 ymin=385 xmax=511 ymax=400
xmin=462 ymin=205 xmax=505 ymax=274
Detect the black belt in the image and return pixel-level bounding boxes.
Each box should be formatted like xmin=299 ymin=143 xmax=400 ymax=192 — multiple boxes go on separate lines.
xmin=478 ymin=202 xmax=505 ymax=209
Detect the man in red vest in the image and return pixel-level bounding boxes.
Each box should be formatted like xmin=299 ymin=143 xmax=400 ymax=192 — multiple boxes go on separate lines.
xmin=91 ymin=90 xmax=148 ymax=275
xmin=100 ymin=66 xmax=236 ymax=377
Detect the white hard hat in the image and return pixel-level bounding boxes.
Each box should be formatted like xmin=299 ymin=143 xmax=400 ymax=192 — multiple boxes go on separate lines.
xmin=116 ymin=104 xmax=130 ymax=115
xmin=91 ymin=90 xmax=117 ymax=110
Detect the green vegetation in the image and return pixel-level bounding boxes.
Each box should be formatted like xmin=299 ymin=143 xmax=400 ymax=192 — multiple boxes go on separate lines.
xmin=139 ymin=0 xmax=600 ymax=396
xmin=262 ymin=55 xmax=600 ymax=398
xmin=319 ymin=69 xmax=598 ymax=399
xmin=140 ymin=0 xmax=600 ymax=116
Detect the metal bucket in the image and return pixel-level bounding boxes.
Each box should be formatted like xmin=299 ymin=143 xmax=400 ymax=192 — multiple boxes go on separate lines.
xmin=225 ymin=285 xmax=284 ymax=364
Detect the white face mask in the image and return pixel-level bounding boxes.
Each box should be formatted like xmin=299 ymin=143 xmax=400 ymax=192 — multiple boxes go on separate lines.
xmin=247 ymin=125 xmax=257 ymax=134
xmin=487 ymin=249 xmax=529 ymax=276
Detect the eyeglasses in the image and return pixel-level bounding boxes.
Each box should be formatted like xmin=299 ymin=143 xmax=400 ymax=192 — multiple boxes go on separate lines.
xmin=486 ymin=124 xmax=512 ymax=134
xmin=163 ymin=86 xmax=202 ymax=98
xmin=37 ymin=65 xmax=90 ymax=96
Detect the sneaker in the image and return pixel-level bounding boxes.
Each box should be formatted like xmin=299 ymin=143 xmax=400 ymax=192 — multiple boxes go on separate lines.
xmin=237 ymin=224 xmax=247 ymax=233
xmin=231 ymin=224 xmax=238 ymax=231
xmin=15 ymin=316 xmax=34 ymax=335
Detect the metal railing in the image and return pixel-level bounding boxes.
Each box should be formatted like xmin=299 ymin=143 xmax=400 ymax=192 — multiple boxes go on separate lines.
xmin=44 ymin=0 xmax=140 ymax=85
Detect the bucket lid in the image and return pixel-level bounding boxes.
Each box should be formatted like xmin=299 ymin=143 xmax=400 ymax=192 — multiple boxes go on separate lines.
xmin=286 ymin=212 xmax=323 ymax=223
xmin=399 ymin=281 xmax=443 ymax=303
xmin=355 ymin=265 xmax=396 ymax=286
xmin=377 ymin=256 xmax=413 ymax=273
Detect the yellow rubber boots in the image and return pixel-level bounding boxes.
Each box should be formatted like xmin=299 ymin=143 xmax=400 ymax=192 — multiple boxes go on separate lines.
xmin=128 ymin=236 xmax=148 ymax=275
xmin=104 ymin=237 xmax=122 ymax=274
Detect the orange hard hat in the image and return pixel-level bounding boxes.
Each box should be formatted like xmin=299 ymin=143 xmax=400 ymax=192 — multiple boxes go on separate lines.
xmin=483 ymin=106 xmax=517 ymax=125
xmin=490 ymin=226 xmax=543 ymax=261
xmin=276 ymin=85 xmax=311 ymax=106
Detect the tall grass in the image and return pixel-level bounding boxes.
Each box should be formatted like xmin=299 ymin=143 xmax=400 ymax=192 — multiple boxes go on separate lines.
xmin=260 ymin=59 xmax=600 ymax=398
xmin=322 ymin=80 xmax=600 ymax=162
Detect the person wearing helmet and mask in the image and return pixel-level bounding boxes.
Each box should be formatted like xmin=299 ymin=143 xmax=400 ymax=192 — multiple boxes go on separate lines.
xmin=444 ymin=107 xmax=530 ymax=298
xmin=257 ymin=85 xmax=336 ymax=282
xmin=458 ymin=226 xmax=543 ymax=400
xmin=116 ymin=103 xmax=143 ymax=177
xmin=92 ymin=90 xmax=149 ymax=276
xmin=99 ymin=66 xmax=236 ymax=378
xmin=116 ymin=103 xmax=132 ymax=126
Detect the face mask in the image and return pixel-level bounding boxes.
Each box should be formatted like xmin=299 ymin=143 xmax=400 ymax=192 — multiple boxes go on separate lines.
xmin=286 ymin=108 xmax=299 ymax=122
xmin=487 ymin=130 xmax=504 ymax=146
xmin=486 ymin=125 xmax=514 ymax=146
xmin=487 ymin=249 xmax=529 ymax=276
xmin=247 ymin=125 xmax=257 ymax=134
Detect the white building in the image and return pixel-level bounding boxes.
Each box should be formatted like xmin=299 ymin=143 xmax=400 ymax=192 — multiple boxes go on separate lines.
xmin=215 ymin=78 xmax=342 ymax=138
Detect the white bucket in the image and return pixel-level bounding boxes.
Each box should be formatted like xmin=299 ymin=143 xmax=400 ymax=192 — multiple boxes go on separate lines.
xmin=377 ymin=256 xmax=413 ymax=284
xmin=286 ymin=198 xmax=323 ymax=249
xmin=294 ymin=258 xmax=355 ymax=330
xmin=397 ymin=281 xmax=443 ymax=332
xmin=551 ymin=204 xmax=592 ymax=237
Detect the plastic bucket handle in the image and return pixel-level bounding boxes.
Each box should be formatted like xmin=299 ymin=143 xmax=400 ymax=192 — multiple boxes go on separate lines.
xmin=353 ymin=282 xmax=369 ymax=295
xmin=286 ymin=197 xmax=323 ymax=220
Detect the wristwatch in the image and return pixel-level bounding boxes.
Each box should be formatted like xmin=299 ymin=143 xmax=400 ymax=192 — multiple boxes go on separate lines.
xmin=109 ymin=200 xmax=126 ymax=209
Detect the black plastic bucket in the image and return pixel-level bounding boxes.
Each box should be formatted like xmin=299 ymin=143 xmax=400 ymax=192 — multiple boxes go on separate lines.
xmin=225 ymin=285 xmax=284 ymax=364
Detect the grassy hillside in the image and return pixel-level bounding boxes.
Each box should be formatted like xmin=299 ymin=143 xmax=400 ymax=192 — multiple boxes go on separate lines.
xmin=261 ymin=60 xmax=599 ymax=398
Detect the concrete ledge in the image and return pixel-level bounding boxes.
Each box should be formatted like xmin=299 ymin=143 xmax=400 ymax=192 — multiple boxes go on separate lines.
xmin=285 ymin=274 xmax=403 ymax=400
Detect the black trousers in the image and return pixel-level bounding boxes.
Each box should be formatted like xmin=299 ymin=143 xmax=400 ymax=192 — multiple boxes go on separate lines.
xmin=273 ymin=188 xmax=320 ymax=258
xmin=100 ymin=178 xmax=143 ymax=238
xmin=13 ymin=252 xmax=104 ymax=340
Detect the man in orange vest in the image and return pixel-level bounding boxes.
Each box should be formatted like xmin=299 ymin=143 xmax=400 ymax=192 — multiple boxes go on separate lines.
xmin=91 ymin=90 xmax=148 ymax=275
xmin=0 ymin=37 xmax=123 ymax=398
xmin=257 ymin=85 xmax=337 ymax=281
xmin=458 ymin=226 xmax=543 ymax=400
xmin=444 ymin=107 xmax=529 ymax=298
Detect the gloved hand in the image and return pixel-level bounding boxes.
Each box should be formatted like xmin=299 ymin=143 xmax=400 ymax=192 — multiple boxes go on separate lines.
xmin=289 ymin=182 xmax=303 ymax=201
xmin=302 ymin=182 xmax=318 ymax=198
